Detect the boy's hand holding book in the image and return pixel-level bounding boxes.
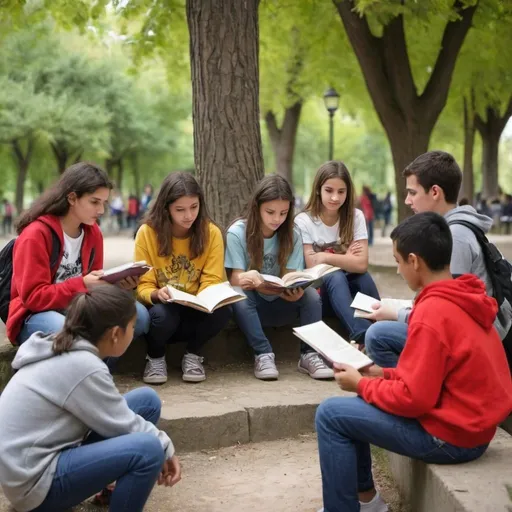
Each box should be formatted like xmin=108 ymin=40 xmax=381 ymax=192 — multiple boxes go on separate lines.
xmin=117 ymin=276 xmax=140 ymax=290
xmin=334 ymin=363 xmax=384 ymax=392
xmin=362 ymin=302 xmax=399 ymax=322
xmin=151 ymin=287 xmax=171 ymax=304
xmin=280 ymin=288 xmax=304 ymax=302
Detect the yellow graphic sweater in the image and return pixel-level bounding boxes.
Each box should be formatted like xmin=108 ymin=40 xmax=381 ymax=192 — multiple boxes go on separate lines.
xmin=135 ymin=222 xmax=225 ymax=305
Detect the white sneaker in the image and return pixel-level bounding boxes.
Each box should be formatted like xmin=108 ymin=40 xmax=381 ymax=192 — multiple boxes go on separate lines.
xmin=318 ymin=492 xmax=388 ymax=512
xmin=143 ymin=356 xmax=167 ymax=384
xmin=360 ymin=492 xmax=388 ymax=512
xmin=182 ymin=353 xmax=206 ymax=382
xmin=298 ymin=352 xmax=334 ymax=379
xmin=254 ymin=353 xmax=279 ymax=380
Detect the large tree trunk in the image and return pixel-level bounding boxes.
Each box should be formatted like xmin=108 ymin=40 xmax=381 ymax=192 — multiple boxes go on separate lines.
xmin=387 ymin=129 xmax=431 ymax=220
xmin=475 ymin=98 xmax=512 ymax=199
xmin=461 ymin=93 xmax=476 ymax=204
xmin=11 ymin=138 xmax=34 ymax=213
xmin=334 ymin=0 xmax=477 ymax=221
xmin=186 ymin=0 xmax=264 ymax=227
xmin=265 ymin=101 xmax=302 ymax=186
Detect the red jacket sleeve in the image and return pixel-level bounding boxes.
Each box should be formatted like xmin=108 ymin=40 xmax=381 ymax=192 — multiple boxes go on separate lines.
xmin=357 ymin=322 xmax=448 ymax=417
xmin=13 ymin=233 xmax=87 ymax=312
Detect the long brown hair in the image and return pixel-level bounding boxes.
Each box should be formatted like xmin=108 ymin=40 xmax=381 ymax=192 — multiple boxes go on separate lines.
xmin=145 ymin=172 xmax=210 ymax=259
xmin=53 ymin=287 xmax=136 ymax=355
xmin=239 ymin=175 xmax=295 ymax=273
xmin=304 ymin=161 xmax=355 ymax=246
xmin=16 ymin=162 xmax=112 ymax=234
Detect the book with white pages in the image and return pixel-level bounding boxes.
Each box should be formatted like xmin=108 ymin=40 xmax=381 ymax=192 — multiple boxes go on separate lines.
xmin=166 ymin=281 xmax=246 ymax=314
xmin=293 ymin=321 xmax=373 ymax=370
xmin=257 ymin=264 xmax=340 ymax=294
xmin=350 ymin=292 xmax=413 ymax=319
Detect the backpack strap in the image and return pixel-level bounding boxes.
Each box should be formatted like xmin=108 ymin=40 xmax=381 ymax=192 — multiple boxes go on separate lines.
xmin=448 ymin=218 xmax=507 ymax=313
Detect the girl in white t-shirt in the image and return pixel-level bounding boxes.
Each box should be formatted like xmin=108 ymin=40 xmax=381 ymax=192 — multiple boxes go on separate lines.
xmin=295 ymin=161 xmax=380 ymax=344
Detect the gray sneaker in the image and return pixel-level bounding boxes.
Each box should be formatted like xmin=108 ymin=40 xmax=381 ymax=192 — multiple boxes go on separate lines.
xmin=298 ymin=352 xmax=334 ymax=379
xmin=254 ymin=353 xmax=279 ymax=380
xmin=143 ymin=356 xmax=168 ymax=384
xmin=182 ymin=353 xmax=206 ymax=382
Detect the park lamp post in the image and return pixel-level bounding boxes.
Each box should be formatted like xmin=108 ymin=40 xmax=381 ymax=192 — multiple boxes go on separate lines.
xmin=323 ymin=87 xmax=340 ymax=161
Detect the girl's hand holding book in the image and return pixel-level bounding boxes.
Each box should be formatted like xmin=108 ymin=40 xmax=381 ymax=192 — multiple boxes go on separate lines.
xmin=84 ymin=271 xmax=105 ymax=290
xmin=239 ymin=270 xmax=264 ymax=290
xmin=151 ymin=286 xmax=171 ymax=304
xmin=117 ymin=276 xmax=140 ymax=290
xmin=280 ymin=288 xmax=304 ymax=302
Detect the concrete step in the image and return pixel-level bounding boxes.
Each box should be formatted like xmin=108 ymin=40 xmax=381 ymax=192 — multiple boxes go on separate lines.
xmin=116 ymin=363 xmax=343 ymax=452
xmin=388 ymin=428 xmax=512 ymax=512
xmin=0 ymin=436 xmax=405 ymax=512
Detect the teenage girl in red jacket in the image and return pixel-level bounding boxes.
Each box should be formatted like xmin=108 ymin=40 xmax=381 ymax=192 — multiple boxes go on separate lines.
xmin=7 ymin=162 xmax=149 ymax=345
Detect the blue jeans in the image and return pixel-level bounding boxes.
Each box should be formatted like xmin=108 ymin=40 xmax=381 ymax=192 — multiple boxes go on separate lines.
xmin=316 ymin=396 xmax=488 ymax=512
xmin=365 ymin=321 xmax=408 ymax=368
xmin=32 ymin=387 xmax=166 ymax=512
xmin=17 ymin=301 xmax=150 ymax=345
xmin=321 ymin=271 xmax=380 ymax=343
xmin=232 ymin=287 xmax=322 ymax=355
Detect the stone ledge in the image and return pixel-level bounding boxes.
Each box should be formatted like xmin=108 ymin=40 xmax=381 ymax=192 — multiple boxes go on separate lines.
xmin=388 ymin=428 xmax=512 ymax=512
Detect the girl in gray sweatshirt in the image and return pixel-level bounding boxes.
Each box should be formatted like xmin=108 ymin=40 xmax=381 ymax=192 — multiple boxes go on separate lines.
xmin=0 ymin=286 xmax=180 ymax=512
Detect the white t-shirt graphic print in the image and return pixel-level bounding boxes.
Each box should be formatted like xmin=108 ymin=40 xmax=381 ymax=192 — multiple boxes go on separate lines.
xmin=54 ymin=230 xmax=84 ymax=283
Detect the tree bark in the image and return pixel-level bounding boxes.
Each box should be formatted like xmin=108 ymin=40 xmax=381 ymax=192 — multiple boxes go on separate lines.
xmin=475 ymin=97 xmax=512 ymax=199
xmin=461 ymin=92 xmax=476 ymax=204
xmin=117 ymin=158 xmax=124 ymax=193
xmin=265 ymin=101 xmax=302 ymax=186
xmin=131 ymin=153 xmax=141 ymax=197
xmin=186 ymin=0 xmax=264 ymax=228
xmin=11 ymin=138 xmax=34 ymax=214
xmin=333 ymin=0 xmax=478 ymax=221
xmin=50 ymin=142 xmax=69 ymax=174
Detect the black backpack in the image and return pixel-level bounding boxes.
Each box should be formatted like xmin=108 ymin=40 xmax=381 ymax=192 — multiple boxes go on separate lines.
xmin=0 ymin=230 xmax=61 ymax=325
xmin=449 ymin=219 xmax=512 ymax=371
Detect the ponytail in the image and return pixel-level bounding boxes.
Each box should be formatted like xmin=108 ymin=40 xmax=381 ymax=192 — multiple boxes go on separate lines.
xmin=53 ymin=287 xmax=137 ymax=354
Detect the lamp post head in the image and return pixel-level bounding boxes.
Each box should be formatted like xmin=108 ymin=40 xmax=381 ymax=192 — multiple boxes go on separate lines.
xmin=323 ymin=87 xmax=340 ymax=114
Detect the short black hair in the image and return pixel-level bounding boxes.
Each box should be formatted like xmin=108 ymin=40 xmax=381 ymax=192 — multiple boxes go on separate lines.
xmin=391 ymin=212 xmax=452 ymax=271
xmin=403 ymin=151 xmax=462 ymax=204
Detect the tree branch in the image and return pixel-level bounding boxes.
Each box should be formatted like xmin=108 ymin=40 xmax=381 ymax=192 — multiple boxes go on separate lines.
xmin=421 ymin=1 xmax=479 ymax=123
xmin=380 ymin=13 xmax=417 ymax=111
xmin=265 ymin=110 xmax=281 ymax=154
xmin=333 ymin=0 xmax=402 ymax=129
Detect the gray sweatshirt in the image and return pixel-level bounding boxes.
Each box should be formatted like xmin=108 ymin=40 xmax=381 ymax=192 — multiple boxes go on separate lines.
xmin=397 ymin=205 xmax=512 ymax=338
xmin=0 ymin=333 xmax=174 ymax=512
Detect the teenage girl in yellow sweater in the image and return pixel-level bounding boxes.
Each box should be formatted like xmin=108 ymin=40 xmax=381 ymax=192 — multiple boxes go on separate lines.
xmin=135 ymin=173 xmax=231 ymax=384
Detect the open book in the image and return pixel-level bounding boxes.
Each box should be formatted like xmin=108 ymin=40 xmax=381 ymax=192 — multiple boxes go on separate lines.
xmin=101 ymin=261 xmax=152 ymax=284
xmin=293 ymin=321 xmax=373 ymax=370
xmin=167 ymin=282 xmax=246 ymax=313
xmin=350 ymin=292 xmax=413 ymax=319
xmin=257 ymin=264 xmax=340 ymax=294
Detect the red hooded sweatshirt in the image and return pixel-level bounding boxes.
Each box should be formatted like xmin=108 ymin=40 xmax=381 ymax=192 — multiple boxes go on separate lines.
xmin=358 ymin=274 xmax=512 ymax=448
xmin=7 ymin=215 xmax=104 ymax=344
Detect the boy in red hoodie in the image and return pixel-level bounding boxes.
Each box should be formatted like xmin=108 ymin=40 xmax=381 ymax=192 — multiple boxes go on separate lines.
xmin=315 ymin=212 xmax=512 ymax=512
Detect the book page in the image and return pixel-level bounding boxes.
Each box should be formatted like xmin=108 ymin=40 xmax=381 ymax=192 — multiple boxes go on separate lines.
xmin=196 ymin=282 xmax=243 ymax=311
xmin=350 ymin=292 xmax=381 ymax=313
xmin=293 ymin=321 xmax=373 ymax=370
xmin=167 ymin=286 xmax=207 ymax=310
xmin=259 ymin=274 xmax=285 ymax=287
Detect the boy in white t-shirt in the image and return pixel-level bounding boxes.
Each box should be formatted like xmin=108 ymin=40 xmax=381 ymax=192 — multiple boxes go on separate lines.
xmin=296 ymin=161 xmax=380 ymax=344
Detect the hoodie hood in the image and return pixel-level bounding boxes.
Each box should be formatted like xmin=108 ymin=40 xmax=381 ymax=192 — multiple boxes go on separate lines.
xmin=12 ymin=332 xmax=99 ymax=370
xmin=414 ymin=275 xmax=498 ymax=331
xmin=444 ymin=205 xmax=493 ymax=234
